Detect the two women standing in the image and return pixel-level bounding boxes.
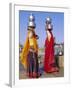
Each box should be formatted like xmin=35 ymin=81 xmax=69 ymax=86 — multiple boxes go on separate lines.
xmin=20 ymin=14 xmax=59 ymax=78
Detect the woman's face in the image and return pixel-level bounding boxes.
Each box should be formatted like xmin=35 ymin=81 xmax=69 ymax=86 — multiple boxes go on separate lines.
xmin=28 ymin=31 xmax=33 ymax=38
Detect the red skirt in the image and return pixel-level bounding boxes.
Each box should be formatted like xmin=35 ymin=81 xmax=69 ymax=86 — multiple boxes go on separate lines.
xmin=44 ymin=37 xmax=59 ymax=73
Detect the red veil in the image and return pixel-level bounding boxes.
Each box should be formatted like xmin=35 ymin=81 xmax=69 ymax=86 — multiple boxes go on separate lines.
xmin=44 ymin=32 xmax=58 ymax=73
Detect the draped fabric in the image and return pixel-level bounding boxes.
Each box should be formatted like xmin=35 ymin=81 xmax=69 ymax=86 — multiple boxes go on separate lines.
xmin=44 ymin=32 xmax=58 ymax=73
xmin=20 ymin=31 xmax=38 ymax=69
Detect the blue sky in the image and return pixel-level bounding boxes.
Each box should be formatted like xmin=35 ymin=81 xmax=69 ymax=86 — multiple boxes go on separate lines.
xmin=19 ymin=10 xmax=64 ymax=48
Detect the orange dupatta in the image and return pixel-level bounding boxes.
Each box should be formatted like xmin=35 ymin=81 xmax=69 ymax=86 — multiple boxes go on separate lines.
xmin=20 ymin=31 xmax=38 ymax=69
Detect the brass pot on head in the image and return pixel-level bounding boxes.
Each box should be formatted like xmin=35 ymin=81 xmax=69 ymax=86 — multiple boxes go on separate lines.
xmin=28 ymin=13 xmax=36 ymax=28
xmin=46 ymin=17 xmax=52 ymax=24
xmin=27 ymin=13 xmax=39 ymax=39
xmin=45 ymin=17 xmax=53 ymax=31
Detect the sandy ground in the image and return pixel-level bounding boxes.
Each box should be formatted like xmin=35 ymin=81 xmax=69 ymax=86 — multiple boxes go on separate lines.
xmin=19 ymin=63 xmax=64 ymax=79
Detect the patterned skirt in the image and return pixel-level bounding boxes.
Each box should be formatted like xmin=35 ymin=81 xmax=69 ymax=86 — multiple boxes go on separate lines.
xmin=27 ymin=51 xmax=39 ymax=78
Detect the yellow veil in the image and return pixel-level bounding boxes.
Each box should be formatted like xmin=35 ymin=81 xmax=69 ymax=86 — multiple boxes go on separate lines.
xmin=20 ymin=31 xmax=38 ymax=69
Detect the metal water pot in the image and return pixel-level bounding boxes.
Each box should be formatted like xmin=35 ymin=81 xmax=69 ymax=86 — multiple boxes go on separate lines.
xmin=28 ymin=13 xmax=36 ymax=28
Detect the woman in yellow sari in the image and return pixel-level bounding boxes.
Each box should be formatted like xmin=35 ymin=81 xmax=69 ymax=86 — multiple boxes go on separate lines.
xmin=20 ymin=14 xmax=40 ymax=78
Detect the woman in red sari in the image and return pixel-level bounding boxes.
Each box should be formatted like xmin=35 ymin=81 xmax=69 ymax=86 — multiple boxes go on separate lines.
xmin=44 ymin=17 xmax=59 ymax=73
